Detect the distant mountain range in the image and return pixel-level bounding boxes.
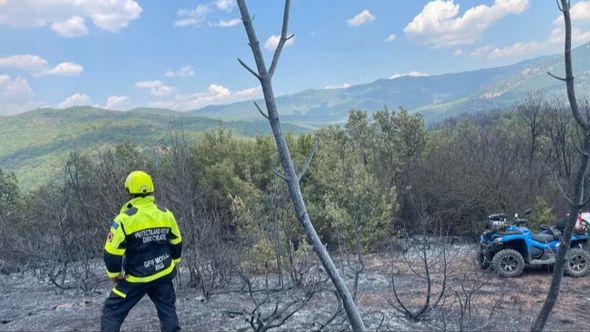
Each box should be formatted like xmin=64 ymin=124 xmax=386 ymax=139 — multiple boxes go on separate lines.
xmin=193 ymin=42 xmax=590 ymax=124
xmin=2 ymin=42 xmax=590 ymax=188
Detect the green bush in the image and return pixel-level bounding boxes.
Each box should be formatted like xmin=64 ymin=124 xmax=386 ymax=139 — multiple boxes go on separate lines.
xmin=244 ymin=238 xmax=276 ymax=274
xmin=531 ymin=197 xmax=555 ymax=232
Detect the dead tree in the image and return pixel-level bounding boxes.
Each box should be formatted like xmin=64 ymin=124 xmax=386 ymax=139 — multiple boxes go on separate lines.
xmin=438 ymin=264 xmax=507 ymax=331
xmin=518 ymin=93 xmax=545 ymax=171
xmin=227 ymin=265 xmax=327 ymax=332
xmin=387 ymin=212 xmax=453 ymax=321
xmin=235 ymin=0 xmax=365 ymax=330
xmin=532 ymin=1 xmax=590 ymax=330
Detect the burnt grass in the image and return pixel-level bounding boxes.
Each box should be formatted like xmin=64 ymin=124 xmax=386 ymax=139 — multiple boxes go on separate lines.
xmin=1 ymin=245 xmax=590 ymax=331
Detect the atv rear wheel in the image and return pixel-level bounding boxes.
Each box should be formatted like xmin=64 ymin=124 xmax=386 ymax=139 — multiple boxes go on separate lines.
xmin=492 ymin=249 xmax=524 ymax=278
xmin=565 ymin=248 xmax=589 ymax=277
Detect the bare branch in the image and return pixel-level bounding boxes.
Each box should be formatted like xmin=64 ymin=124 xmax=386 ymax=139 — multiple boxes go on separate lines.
xmin=254 ymin=101 xmax=269 ymax=119
xmin=580 ymin=192 xmax=590 ymax=207
xmin=547 ymin=71 xmax=567 ymax=82
xmin=237 ymin=57 xmax=262 ymax=81
xmin=297 ymin=142 xmax=319 ymax=181
xmin=388 ymin=277 xmax=412 ymax=316
xmin=272 ymin=168 xmax=288 ymax=181
xmin=556 ymin=0 xmax=565 ymax=12
xmin=577 ymin=145 xmax=590 ymax=157
xmin=558 ymin=0 xmax=589 ymax=130
xmin=553 ymin=171 xmax=575 ymax=206
xmin=268 ymin=0 xmax=292 ymax=78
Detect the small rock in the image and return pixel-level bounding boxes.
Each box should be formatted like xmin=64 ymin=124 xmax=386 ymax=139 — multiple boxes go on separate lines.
xmin=55 ymin=303 xmax=73 ymax=310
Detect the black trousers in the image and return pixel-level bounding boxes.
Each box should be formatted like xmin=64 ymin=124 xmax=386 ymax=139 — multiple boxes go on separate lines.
xmin=100 ymin=274 xmax=180 ymax=332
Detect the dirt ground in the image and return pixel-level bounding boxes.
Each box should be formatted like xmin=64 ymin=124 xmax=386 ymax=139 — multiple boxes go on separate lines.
xmin=1 ymin=245 xmax=590 ymax=331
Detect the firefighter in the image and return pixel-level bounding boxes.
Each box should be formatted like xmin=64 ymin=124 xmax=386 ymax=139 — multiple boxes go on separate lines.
xmin=100 ymin=170 xmax=182 ymax=332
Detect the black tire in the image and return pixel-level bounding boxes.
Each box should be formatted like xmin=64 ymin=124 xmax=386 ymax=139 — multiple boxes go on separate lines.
xmin=492 ymin=249 xmax=525 ymax=278
xmin=564 ymin=248 xmax=589 ymax=277
xmin=476 ymin=251 xmax=491 ymax=269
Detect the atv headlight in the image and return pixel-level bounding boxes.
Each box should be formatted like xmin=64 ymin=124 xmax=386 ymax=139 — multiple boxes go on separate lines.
xmin=494 ymin=237 xmax=503 ymax=243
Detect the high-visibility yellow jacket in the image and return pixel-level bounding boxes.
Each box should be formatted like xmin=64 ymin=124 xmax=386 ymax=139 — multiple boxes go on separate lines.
xmin=103 ymin=196 xmax=182 ymax=283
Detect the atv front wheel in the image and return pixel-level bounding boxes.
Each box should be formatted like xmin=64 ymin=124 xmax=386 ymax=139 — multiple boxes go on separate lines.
xmin=492 ymin=249 xmax=525 ymax=278
xmin=565 ymin=248 xmax=589 ymax=277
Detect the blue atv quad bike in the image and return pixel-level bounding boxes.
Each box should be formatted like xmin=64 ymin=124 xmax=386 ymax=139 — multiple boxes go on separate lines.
xmin=478 ymin=209 xmax=590 ymax=278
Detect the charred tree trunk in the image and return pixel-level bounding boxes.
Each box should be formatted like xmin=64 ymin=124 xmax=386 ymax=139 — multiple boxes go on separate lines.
xmin=532 ymin=1 xmax=590 ymax=330
xmin=235 ymin=0 xmax=366 ymax=330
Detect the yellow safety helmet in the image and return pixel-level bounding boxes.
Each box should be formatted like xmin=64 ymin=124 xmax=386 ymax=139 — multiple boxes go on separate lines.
xmin=124 ymin=170 xmax=154 ymax=194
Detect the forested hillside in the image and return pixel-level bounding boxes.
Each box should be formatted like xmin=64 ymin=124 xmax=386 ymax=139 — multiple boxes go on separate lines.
xmin=0 ymin=106 xmax=311 ymax=188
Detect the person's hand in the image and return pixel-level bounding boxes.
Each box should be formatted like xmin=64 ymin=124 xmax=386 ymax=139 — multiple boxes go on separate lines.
xmin=110 ymin=274 xmax=127 ymax=283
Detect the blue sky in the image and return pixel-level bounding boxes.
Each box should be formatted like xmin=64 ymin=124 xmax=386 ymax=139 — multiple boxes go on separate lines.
xmin=0 ymin=0 xmax=589 ymax=115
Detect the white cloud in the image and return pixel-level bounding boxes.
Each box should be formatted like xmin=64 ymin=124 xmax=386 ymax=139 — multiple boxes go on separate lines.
xmin=346 ymin=10 xmax=375 ymax=27
xmin=58 ymin=92 xmax=93 ymax=108
xmin=50 ymin=16 xmax=88 ymax=37
xmin=573 ymin=27 xmax=590 ymax=44
xmin=572 ymin=1 xmax=590 ymax=21
xmin=0 ymin=54 xmax=84 ymax=77
xmin=150 ymin=84 xmax=262 ymax=111
xmin=471 ymin=1 xmax=590 ymax=60
xmin=472 ymin=41 xmax=542 ymax=58
xmin=324 ymin=83 xmax=351 ymax=90
xmin=550 ymin=2 xmax=590 ymax=45
xmin=264 ymin=34 xmax=295 ymax=51
xmin=483 ymin=28 xmax=590 ymax=59
xmin=548 ymin=24 xmax=590 ymax=45
xmin=0 ymin=55 xmax=48 ymax=73
xmin=44 ymin=62 xmax=84 ymax=76
xmin=175 ymin=4 xmax=209 ymax=27
xmin=176 ymin=1 xmax=237 ymax=28
xmin=453 ymin=49 xmax=463 ymax=56
xmin=164 ymin=66 xmax=195 ymax=78
xmin=0 ymin=74 xmax=42 ymax=115
xmin=404 ymin=0 xmax=529 ymax=47
xmin=386 ymin=34 xmax=397 ymax=42
xmin=105 ymin=95 xmax=129 ymax=110
xmin=0 ymin=0 xmax=142 ymax=36
xmin=389 ymin=71 xmax=429 ymax=80
xmin=554 ymin=1 xmax=590 ymax=25
xmin=0 ymin=75 xmax=33 ymax=99
xmin=214 ymin=0 xmax=235 ymax=12
xmin=135 ymin=80 xmax=176 ymax=96
xmin=212 ymin=18 xmax=241 ymax=28
xmin=469 ymin=45 xmax=495 ymax=57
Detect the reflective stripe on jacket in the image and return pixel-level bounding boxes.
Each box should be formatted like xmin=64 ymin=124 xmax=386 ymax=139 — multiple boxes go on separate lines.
xmin=103 ymin=196 xmax=182 ymax=283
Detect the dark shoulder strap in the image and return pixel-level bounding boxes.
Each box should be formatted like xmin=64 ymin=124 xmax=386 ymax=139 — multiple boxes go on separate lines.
xmin=124 ymin=206 xmax=138 ymax=216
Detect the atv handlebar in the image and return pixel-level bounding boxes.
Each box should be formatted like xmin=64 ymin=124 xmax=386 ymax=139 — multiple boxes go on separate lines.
xmin=487 ymin=210 xmax=531 ymax=229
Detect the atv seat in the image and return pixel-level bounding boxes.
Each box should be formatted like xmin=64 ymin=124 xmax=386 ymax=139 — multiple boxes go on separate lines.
xmin=532 ymin=233 xmax=556 ymax=243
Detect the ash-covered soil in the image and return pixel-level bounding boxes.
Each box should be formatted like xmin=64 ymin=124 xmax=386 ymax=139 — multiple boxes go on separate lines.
xmin=1 ymin=245 xmax=589 ymax=331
